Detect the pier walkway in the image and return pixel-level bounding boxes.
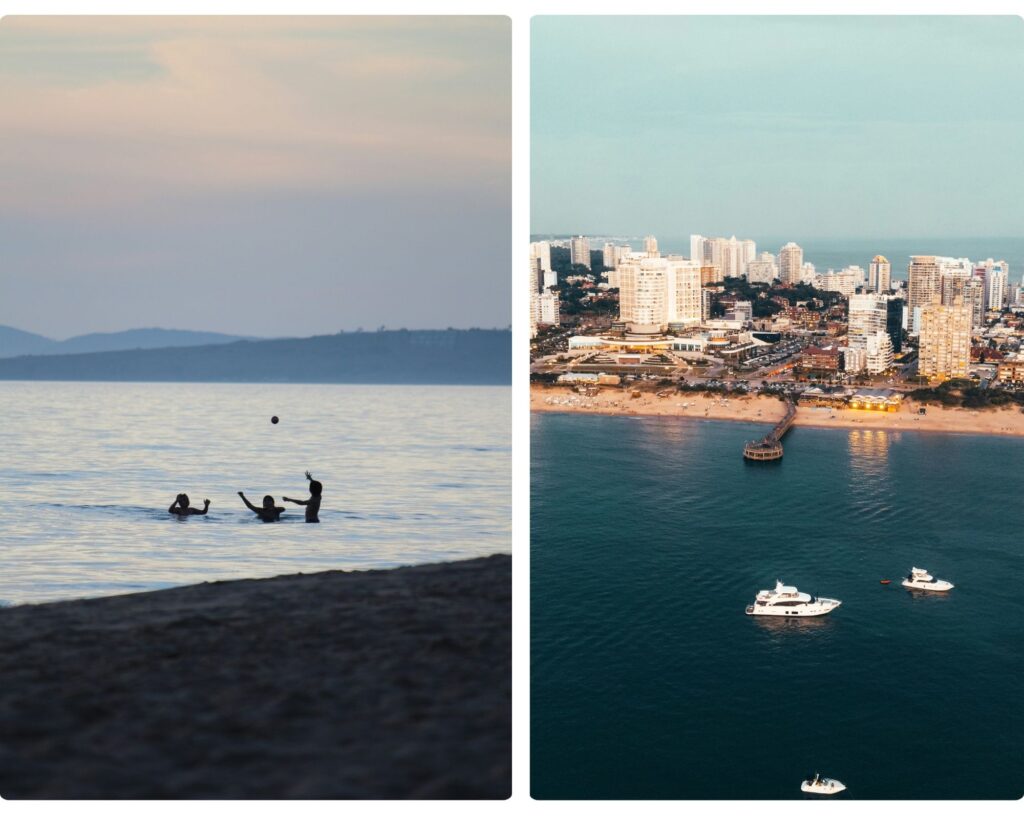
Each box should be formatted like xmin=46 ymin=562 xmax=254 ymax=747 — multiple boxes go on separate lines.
xmin=743 ymin=399 xmax=796 ymax=461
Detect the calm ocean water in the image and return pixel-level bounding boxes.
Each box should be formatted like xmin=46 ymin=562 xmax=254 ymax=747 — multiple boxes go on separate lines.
xmin=532 ymin=412 xmax=1023 ymax=800
xmin=0 ymin=382 xmax=509 ymax=605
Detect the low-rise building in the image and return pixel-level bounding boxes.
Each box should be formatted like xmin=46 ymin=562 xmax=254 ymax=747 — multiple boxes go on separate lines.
xmin=798 ymin=386 xmax=850 ymax=407
xmin=800 ymin=344 xmax=843 ymax=375
xmin=842 ymin=346 xmax=866 ymax=373
xmin=557 ymin=372 xmax=600 ymax=383
xmin=996 ymin=353 xmax=1024 ymax=384
xmin=848 ymin=388 xmax=903 ymax=412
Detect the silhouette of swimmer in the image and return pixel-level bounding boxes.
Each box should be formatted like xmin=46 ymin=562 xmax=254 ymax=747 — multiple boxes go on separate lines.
xmin=238 ymin=491 xmax=284 ymax=522
xmin=283 ymin=471 xmax=322 ymax=523
xmin=168 ymin=493 xmax=210 ymax=516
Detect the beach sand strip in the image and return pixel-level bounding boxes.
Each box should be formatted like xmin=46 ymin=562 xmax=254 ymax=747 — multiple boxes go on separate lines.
xmin=0 ymin=554 xmax=511 ymax=799
xmin=532 ymin=386 xmax=1024 ymax=437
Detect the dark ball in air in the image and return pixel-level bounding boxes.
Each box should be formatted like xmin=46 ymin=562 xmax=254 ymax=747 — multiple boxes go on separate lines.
xmin=271 ymin=416 xmax=279 ymax=425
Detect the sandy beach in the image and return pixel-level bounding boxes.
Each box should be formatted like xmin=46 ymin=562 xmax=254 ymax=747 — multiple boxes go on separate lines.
xmin=532 ymin=385 xmax=1024 ymax=437
xmin=0 ymin=555 xmax=510 ymax=799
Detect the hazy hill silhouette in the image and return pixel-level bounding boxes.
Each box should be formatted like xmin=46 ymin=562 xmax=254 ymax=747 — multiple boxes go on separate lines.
xmin=0 ymin=329 xmax=511 ymax=385
xmin=0 ymin=325 xmax=54 ymax=357
xmin=0 ymin=326 xmax=257 ymax=359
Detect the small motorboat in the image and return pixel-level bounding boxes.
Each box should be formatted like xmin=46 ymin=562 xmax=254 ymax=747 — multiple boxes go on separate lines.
xmin=901 ymin=567 xmax=954 ymax=592
xmin=801 ymin=773 xmax=846 ymax=795
xmin=880 ymin=579 xmax=891 ymax=585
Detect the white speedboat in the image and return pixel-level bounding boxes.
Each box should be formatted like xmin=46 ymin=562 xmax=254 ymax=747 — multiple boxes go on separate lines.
xmin=801 ymin=773 xmax=846 ymax=795
xmin=901 ymin=567 xmax=954 ymax=592
xmin=745 ymin=581 xmax=841 ymax=617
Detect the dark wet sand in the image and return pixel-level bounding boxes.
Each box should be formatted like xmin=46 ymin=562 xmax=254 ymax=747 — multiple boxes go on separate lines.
xmin=0 ymin=554 xmax=510 ymax=799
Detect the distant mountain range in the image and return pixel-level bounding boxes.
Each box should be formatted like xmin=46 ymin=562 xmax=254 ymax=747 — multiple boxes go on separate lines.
xmin=0 ymin=329 xmax=511 ymax=385
xmin=0 ymin=326 xmax=259 ymax=359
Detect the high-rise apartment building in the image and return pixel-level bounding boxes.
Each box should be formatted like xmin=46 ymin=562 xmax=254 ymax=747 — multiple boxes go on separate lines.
xmin=886 ymin=297 xmax=905 ymax=353
xmin=820 ymin=268 xmax=859 ymax=298
xmin=602 ymin=242 xmax=616 ymax=270
xmin=529 ymin=255 xmax=541 ymax=338
xmin=538 ymin=290 xmax=560 ymax=326
xmin=846 ymin=265 xmax=867 ymax=289
xmin=617 ymin=254 xmax=702 ymax=332
xmin=529 ymin=240 xmax=552 ymax=274
xmin=741 ymin=240 xmax=757 ymax=276
xmin=602 ymin=242 xmax=631 ymax=270
xmin=908 ymin=256 xmax=968 ymax=333
xmin=779 ymin=242 xmax=803 ymax=285
xmin=705 ymin=238 xmax=725 ymax=274
xmin=688 ymin=234 xmax=755 ymax=277
xmin=863 ymin=331 xmax=894 ymax=374
xmin=918 ymin=296 xmax=972 ymax=381
xmin=701 ymin=288 xmax=715 ymax=322
xmin=847 ymin=293 xmax=893 ymax=374
xmin=963 ymin=276 xmax=986 ymax=328
xmin=689 ymin=234 xmax=705 ymax=264
xmin=703 ymin=238 xmax=723 ymax=275
xmin=570 ymin=235 xmax=591 ymax=269
xmin=530 ymin=242 xmax=557 ymax=297
xmin=746 ymin=252 xmax=778 ymax=285
xmin=977 ymin=258 xmax=1009 ymax=312
xmin=907 ymin=255 xmax=942 ymax=321
xmin=716 ymin=236 xmax=756 ymax=278
xmin=644 ymin=235 xmax=658 ymax=255
xmin=848 ymin=293 xmax=889 ymax=339
xmin=868 ymin=255 xmax=891 ymax=293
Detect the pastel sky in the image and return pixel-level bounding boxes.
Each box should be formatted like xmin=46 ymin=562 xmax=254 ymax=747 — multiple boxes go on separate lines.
xmin=532 ymin=16 xmax=1024 ymax=240
xmin=0 ymin=16 xmax=510 ymax=338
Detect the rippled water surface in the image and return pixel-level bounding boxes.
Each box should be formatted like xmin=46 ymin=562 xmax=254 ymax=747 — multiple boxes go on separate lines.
xmin=532 ymin=412 xmax=1023 ymax=799
xmin=0 ymin=382 xmax=509 ymax=605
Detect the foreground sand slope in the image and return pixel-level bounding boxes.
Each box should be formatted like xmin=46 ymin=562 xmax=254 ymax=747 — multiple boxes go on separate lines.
xmin=532 ymin=386 xmax=1024 ymax=437
xmin=0 ymin=555 xmax=510 ymax=799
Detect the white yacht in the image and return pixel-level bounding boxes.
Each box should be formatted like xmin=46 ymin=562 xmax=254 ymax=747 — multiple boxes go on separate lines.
xmin=745 ymin=581 xmax=841 ymax=617
xmin=801 ymin=774 xmax=846 ymax=795
xmin=901 ymin=567 xmax=954 ymax=592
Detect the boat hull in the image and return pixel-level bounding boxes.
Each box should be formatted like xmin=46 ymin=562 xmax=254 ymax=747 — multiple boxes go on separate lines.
xmin=901 ymin=580 xmax=954 ymax=592
xmin=801 ymin=779 xmax=846 ymax=795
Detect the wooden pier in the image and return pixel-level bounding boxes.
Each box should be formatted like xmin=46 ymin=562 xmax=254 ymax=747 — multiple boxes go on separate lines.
xmin=743 ymin=399 xmax=796 ymax=461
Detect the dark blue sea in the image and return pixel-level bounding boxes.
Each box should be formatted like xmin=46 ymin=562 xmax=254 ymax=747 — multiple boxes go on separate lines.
xmin=531 ymin=411 xmax=1023 ymax=799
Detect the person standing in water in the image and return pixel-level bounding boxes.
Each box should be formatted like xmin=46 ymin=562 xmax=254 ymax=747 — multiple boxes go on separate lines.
xmin=168 ymin=494 xmax=210 ymax=516
xmin=237 ymin=491 xmax=284 ymax=522
xmin=283 ymin=471 xmax=322 ymax=523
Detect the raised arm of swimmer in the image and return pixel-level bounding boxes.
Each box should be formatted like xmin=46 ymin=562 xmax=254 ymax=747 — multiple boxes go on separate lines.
xmin=238 ymin=491 xmax=284 ymax=522
xmin=238 ymin=491 xmax=260 ymax=513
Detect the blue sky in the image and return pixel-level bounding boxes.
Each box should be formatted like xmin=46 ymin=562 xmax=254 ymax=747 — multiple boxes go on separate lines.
xmin=0 ymin=17 xmax=510 ymax=338
xmin=532 ymin=16 xmax=1024 ymax=240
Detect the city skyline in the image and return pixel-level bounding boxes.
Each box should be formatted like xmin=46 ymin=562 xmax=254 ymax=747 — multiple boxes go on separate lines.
xmin=532 ymin=16 xmax=1024 ymax=240
xmin=0 ymin=17 xmax=511 ymax=338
